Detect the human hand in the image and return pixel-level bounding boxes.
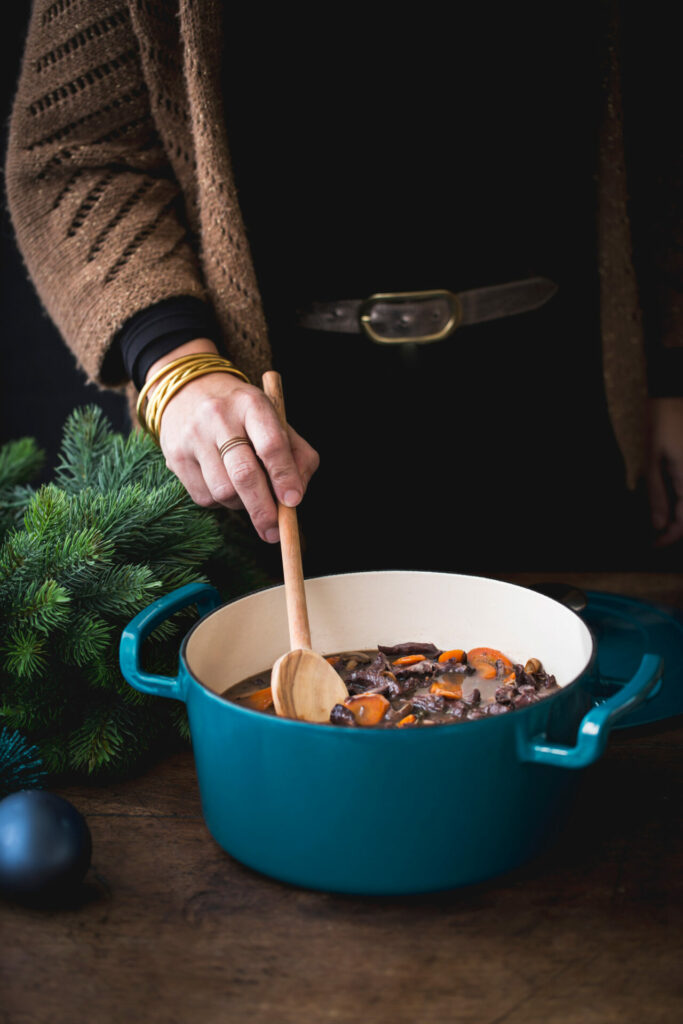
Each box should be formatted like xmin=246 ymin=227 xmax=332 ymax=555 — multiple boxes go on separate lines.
xmin=146 ymin=341 xmax=319 ymax=542
xmin=646 ymin=397 xmax=683 ymax=546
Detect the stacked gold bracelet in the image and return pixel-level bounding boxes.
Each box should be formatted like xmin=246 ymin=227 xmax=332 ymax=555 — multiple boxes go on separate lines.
xmin=136 ymin=353 xmax=250 ymax=445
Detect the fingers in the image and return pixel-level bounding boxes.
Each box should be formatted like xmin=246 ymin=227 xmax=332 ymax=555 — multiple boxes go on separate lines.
xmin=194 ymin=445 xmax=244 ymax=511
xmin=214 ymin=402 xmax=317 ymax=543
xmin=213 ymin=441 xmax=281 ymax=542
xmin=157 ymin=372 xmax=320 ymax=541
xmin=173 ymin=437 xmax=280 ymax=542
xmin=172 ymin=454 xmax=219 ymax=509
xmin=243 ymin=397 xmax=306 ymax=508
xmin=286 ymin=424 xmax=321 ymax=490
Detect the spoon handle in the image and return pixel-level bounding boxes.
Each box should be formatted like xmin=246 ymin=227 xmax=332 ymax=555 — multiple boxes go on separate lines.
xmin=262 ymin=371 xmax=312 ymax=651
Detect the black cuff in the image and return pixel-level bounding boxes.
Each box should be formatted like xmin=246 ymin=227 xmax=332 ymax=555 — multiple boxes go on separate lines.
xmin=116 ymin=297 xmax=223 ymax=390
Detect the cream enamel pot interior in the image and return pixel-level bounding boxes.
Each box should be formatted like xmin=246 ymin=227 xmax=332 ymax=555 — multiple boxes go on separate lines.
xmin=119 ymin=571 xmax=661 ymax=894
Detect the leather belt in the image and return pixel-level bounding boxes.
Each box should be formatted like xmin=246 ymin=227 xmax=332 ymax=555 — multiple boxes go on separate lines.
xmin=296 ymin=277 xmax=558 ymax=344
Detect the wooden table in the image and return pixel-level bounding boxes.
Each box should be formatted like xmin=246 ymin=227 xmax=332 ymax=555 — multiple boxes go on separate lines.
xmin=2 ymin=573 xmax=682 ymax=1024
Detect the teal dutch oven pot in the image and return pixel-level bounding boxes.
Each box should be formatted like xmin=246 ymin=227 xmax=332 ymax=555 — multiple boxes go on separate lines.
xmin=119 ymin=571 xmax=661 ymax=894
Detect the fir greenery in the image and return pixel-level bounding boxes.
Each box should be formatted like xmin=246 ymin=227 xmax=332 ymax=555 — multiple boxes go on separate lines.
xmin=0 ymin=726 xmax=46 ymax=798
xmin=0 ymin=406 xmax=269 ymax=781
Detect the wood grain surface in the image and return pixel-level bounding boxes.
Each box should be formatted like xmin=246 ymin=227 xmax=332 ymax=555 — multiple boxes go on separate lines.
xmin=1 ymin=572 xmax=681 ymax=1024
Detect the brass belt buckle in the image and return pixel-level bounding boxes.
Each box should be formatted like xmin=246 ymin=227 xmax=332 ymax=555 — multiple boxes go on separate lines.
xmin=358 ymin=289 xmax=462 ymax=345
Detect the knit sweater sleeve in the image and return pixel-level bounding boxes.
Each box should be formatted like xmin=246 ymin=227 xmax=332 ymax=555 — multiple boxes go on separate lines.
xmin=5 ymin=0 xmax=208 ymax=388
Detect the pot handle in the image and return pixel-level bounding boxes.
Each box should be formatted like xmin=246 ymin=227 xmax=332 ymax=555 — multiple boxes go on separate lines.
xmin=517 ymin=653 xmax=662 ymax=769
xmin=119 ymin=583 xmax=222 ymax=701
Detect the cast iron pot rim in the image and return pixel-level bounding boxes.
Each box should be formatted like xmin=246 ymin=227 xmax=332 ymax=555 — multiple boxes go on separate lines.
xmin=179 ymin=569 xmax=597 ymax=735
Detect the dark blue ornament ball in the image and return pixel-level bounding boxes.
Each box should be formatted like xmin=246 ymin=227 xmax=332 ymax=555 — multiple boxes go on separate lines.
xmin=0 ymin=790 xmax=92 ymax=904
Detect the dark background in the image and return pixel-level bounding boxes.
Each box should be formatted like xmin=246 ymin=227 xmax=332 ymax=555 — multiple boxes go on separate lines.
xmin=1 ymin=7 xmax=128 ymax=481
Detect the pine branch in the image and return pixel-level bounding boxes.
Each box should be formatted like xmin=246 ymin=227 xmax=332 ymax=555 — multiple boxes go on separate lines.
xmin=0 ymin=521 xmax=114 ymax=608
xmin=0 ymin=726 xmax=46 ymax=797
xmin=168 ymin=702 xmax=191 ymax=743
xmin=0 ymin=671 xmax=70 ymax=732
xmin=67 ymin=702 xmax=129 ymax=773
xmin=67 ymin=699 xmax=163 ymax=775
xmin=0 ymin=485 xmax=36 ymax=540
xmin=0 ymin=404 xmax=266 ymax=782
xmin=0 ymin=437 xmax=45 ymax=489
xmin=54 ymin=406 xmax=115 ymax=491
xmin=108 ymin=481 xmax=221 ymax=560
xmin=0 ymin=528 xmax=41 ymax=589
xmin=9 ymin=578 xmax=71 ymax=635
xmin=94 ymin=430 xmax=169 ymax=493
xmin=1 ymin=629 xmax=49 ymax=680
xmin=57 ymin=612 xmax=112 ymax=668
xmin=38 ymin=737 xmax=71 ymax=776
xmin=22 ymin=483 xmax=70 ymax=539
xmin=71 ymin=563 xmax=161 ymax=618
xmin=145 ymin=566 xmax=210 ymax=593
xmin=0 ymin=701 xmax=32 ymax=731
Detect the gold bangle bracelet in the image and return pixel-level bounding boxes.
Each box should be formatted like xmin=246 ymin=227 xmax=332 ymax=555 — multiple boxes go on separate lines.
xmin=138 ymin=355 xmax=251 ymax=444
xmin=146 ymin=364 xmax=251 ymax=444
xmin=135 ymin=356 xmax=248 ymax=432
xmin=137 ymin=353 xmax=247 ymax=431
xmin=136 ymin=353 xmax=221 ymax=429
xmin=147 ymin=358 xmax=249 ymax=420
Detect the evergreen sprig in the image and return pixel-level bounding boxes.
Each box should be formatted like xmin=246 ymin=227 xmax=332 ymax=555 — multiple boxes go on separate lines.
xmin=0 ymin=726 xmax=46 ymax=798
xmin=0 ymin=437 xmax=45 ymax=489
xmin=0 ymin=406 xmax=270 ymax=781
xmin=0 ymin=437 xmax=44 ymax=539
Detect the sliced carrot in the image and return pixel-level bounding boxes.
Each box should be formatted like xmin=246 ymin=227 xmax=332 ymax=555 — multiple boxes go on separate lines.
xmin=344 ymin=693 xmax=390 ymax=726
xmin=241 ymin=686 xmax=274 ymax=711
xmin=473 ymin=663 xmax=497 ymax=679
xmin=325 ymin=655 xmax=341 ymax=666
xmin=396 ymin=713 xmax=417 ymax=728
xmin=501 ymin=671 xmax=517 ymax=686
xmin=430 ymin=680 xmax=463 ymax=699
xmin=392 ymin=654 xmax=426 ymax=666
xmin=467 ymin=647 xmax=514 ymax=671
xmin=438 ymin=649 xmax=465 ymax=663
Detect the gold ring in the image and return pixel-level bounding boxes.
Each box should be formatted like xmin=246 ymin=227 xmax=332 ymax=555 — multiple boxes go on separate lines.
xmin=219 ymin=436 xmax=251 ymax=459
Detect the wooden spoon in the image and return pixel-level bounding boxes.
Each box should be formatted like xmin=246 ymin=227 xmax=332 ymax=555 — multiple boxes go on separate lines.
xmin=262 ymin=371 xmax=348 ymax=722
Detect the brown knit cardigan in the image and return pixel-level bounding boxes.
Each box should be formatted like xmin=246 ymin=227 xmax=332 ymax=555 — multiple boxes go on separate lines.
xmin=4 ymin=0 xmax=666 ymax=487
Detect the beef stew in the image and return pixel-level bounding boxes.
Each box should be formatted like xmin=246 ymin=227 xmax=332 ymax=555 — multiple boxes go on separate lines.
xmin=224 ymin=642 xmax=558 ymax=727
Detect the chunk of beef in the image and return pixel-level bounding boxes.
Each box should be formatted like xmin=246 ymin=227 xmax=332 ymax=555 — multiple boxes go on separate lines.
xmin=446 ymin=701 xmax=469 ymax=719
xmin=393 ymin=659 xmax=439 ymax=680
xmin=346 ymin=667 xmax=391 ymax=693
xmin=411 ymin=693 xmax=447 ymax=714
xmin=378 ymin=642 xmax=441 ymax=658
xmin=486 ymin=701 xmax=512 ymax=715
xmin=495 ymin=685 xmax=517 ymax=704
xmin=330 ymin=704 xmax=356 ymax=726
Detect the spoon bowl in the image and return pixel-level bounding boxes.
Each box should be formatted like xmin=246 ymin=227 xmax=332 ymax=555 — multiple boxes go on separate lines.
xmin=271 ymin=648 xmax=348 ymax=722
